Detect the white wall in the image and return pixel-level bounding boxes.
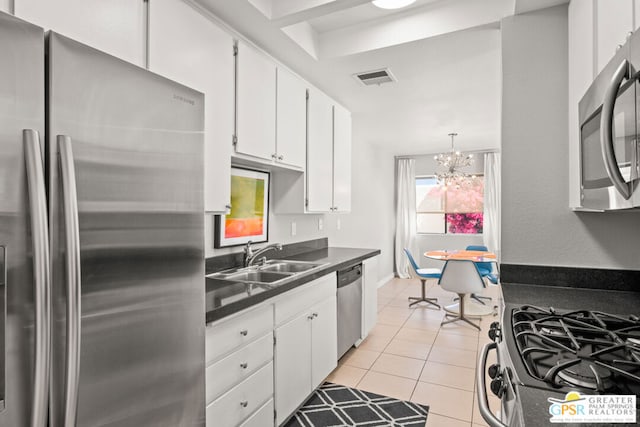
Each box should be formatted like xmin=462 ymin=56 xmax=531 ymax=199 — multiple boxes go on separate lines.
xmin=205 ymin=114 xmax=396 ymax=284
xmin=0 ymin=0 xmax=12 ymax=13
xmin=501 ymin=5 xmax=640 ymax=270
xmin=326 ymin=114 xmax=396 ymax=282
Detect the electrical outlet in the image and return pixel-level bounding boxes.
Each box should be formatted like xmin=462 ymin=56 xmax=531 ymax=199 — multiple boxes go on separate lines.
xmin=318 ymin=218 xmax=323 ymax=231
xmin=336 ymin=218 xmax=341 ymax=230
xmin=291 ymin=221 xmax=297 ymax=236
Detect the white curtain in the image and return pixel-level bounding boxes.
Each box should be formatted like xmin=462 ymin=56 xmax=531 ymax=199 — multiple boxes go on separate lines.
xmin=483 ymin=152 xmax=501 ymax=260
xmin=395 ymin=158 xmax=416 ymax=278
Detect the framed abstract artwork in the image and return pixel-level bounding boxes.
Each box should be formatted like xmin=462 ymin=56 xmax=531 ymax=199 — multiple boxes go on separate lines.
xmin=214 ymin=167 xmax=270 ymax=248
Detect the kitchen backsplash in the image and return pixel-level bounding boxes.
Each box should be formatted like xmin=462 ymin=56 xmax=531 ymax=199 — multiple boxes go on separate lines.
xmin=500 ymin=264 xmax=640 ymax=292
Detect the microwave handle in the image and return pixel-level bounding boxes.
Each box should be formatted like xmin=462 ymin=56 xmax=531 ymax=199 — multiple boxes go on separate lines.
xmin=600 ymin=59 xmax=633 ymax=200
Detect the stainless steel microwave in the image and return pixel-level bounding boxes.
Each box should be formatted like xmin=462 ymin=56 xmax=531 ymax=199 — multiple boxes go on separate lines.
xmin=579 ymin=31 xmax=640 ymax=210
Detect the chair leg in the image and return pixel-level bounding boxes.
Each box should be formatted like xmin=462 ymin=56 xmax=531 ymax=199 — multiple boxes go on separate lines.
xmin=471 ymin=293 xmax=492 ymax=305
xmin=408 ymin=279 xmax=440 ymax=309
xmin=441 ymin=293 xmax=480 ymax=330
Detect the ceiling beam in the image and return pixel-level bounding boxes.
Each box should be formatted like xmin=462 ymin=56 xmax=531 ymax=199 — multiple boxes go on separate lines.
xmin=318 ymin=0 xmax=510 ymax=58
xmin=272 ymin=0 xmax=373 ymax=27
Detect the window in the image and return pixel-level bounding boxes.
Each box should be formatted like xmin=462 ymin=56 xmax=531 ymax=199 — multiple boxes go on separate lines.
xmin=416 ymin=175 xmax=484 ymax=234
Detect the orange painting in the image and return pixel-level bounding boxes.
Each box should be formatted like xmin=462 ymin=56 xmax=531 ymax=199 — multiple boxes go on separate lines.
xmin=224 ymin=217 xmax=264 ymax=238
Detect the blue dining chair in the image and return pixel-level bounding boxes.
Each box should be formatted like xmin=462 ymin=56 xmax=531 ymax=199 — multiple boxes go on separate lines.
xmin=465 ymin=245 xmax=498 ymax=305
xmin=403 ymin=248 xmax=441 ymax=309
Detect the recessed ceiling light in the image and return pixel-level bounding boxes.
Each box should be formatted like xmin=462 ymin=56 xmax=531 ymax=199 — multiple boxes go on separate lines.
xmin=372 ymin=0 xmax=417 ymax=10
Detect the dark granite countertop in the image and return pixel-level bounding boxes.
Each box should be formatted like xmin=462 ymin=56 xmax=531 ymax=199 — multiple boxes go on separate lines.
xmin=206 ymin=247 xmax=380 ymax=323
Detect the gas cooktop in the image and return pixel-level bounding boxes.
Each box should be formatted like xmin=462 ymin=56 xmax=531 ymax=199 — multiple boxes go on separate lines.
xmin=511 ymin=305 xmax=640 ymax=395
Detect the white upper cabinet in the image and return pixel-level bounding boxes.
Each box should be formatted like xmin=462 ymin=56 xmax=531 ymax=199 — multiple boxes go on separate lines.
xmin=332 ymin=103 xmax=352 ymax=213
xmin=15 ymin=0 xmax=145 ymax=66
xmin=0 ymin=1 xmax=10 ymax=13
xmin=568 ymin=0 xmax=637 ymax=208
xmin=306 ymin=88 xmax=334 ymax=212
xmin=235 ymin=40 xmax=277 ymax=161
xmin=274 ymin=88 xmax=352 ymax=214
xmin=595 ymin=0 xmax=634 ymax=74
xmin=148 ymin=0 xmax=233 ymax=213
xmin=276 ymin=67 xmax=307 ymax=169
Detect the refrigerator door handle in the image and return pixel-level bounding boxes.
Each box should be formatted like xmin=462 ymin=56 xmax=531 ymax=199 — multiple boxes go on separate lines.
xmin=58 ymin=135 xmax=81 ymax=427
xmin=23 ymin=129 xmax=51 ymax=427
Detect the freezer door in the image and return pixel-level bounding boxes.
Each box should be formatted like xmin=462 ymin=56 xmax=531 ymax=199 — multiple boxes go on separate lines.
xmin=0 ymin=12 xmax=46 ymax=427
xmin=47 ymin=33 xmax=205 ymax=427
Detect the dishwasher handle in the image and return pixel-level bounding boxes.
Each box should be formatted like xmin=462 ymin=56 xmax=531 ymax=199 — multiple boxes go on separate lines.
xmin=337 ymin=264 xmax=362 ymax=288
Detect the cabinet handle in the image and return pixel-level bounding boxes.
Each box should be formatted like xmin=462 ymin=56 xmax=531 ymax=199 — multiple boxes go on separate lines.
xmin=225 ymin=204 xmax=232 ymax=209
xmin=313 ymin=312 xmax=318 ymax=318
xmin=307 ymin=315 xmax=314 ymax=320
xmin=240 ymin=329 xmax=248 ymax=336
xmin=278 ymin=155 xmax=284 ymax=160
xmin=240 ymin=401 xmax=248 ymax=408
xmin=334 ymin=206 xmax=338 ymax=211
xmin=240 ymin=362 xmax=248 ymax=369
xmin=271 ymin=153 xmax=277 ymax=159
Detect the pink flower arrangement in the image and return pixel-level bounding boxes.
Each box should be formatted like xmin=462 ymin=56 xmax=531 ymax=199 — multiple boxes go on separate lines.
xmin=446 ymin=212 xmax=483 ymax=234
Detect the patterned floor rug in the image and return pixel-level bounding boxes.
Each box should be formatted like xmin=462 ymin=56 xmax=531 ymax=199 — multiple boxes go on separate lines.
xmin=284 ymin=382 xmax=429 ymax=427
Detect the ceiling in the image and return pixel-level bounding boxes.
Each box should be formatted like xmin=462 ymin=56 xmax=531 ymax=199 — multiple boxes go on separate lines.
xmin=195 ymin=0 xmax=568 ymax=155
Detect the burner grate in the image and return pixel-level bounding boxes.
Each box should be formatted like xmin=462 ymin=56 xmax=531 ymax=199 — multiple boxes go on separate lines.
xmin=511 ymin=305 xmax=640 ymax=393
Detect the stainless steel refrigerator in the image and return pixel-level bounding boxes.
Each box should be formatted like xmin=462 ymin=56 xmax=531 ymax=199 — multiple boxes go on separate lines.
xmin=0 ymin=11 xmax=205 ymax=427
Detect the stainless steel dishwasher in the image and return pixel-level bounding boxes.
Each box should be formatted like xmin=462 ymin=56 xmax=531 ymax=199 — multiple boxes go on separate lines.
xmin=337 ymin=263 xmax=363 ymax=360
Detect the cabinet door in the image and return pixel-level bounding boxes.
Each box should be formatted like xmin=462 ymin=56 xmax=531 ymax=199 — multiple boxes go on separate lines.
xmin=362 ymin=256 xmax=379 ymax=338
xmin=568 ymin=0 xmax=596 ymax=208
xmin=148 ymin=0 xmax=233 ymax=213
xmin=595 ymin=0 xmax=633 ymax=74
xmin=15 ymin=0 xmax=145 ymax=66
xmin=0 ymin=1 xmax=10 ymax=13
xmin=307 ymin=88 xmax=334 ymax=212
xmin=275 ymin=311 xmax=311 ymax=425
xmin=310 ymin=296 xmax=337 ymax=390
xmin=236 ymin=41 xmax=276 ymax=161
xmin=276 ymin=67 xmax=307 ymax=169
xmin=332 ymin=103 xmax=352 ymax=212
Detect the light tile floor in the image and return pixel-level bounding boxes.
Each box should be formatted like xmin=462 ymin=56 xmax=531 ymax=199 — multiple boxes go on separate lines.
xmin=327 ymin=277 xmax=503 ymax=427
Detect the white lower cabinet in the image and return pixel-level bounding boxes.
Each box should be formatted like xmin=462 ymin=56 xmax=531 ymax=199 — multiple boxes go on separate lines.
xmin=206 ymin=362 xmax=274 ymax=427
xmin=274 ymin=274 xmax=337 ymax=425
xmin=205 ymin=304 xmax=275 ymax=426
xmin=204 ymin=272 xmax=341 ymax=426
xmin=239 ymin=399 xmax=275 ymax=427
xmin=362 ymin=256 xmax=379 ymax=338
xmin=310 ymin=296 xmax=338 ymax=388
xmin=274 ymin=310 xmax=313 ymax=424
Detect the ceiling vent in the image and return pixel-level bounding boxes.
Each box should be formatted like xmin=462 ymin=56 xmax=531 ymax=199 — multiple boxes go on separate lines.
xmin=353 ymin=68 xmax=396 ymax=86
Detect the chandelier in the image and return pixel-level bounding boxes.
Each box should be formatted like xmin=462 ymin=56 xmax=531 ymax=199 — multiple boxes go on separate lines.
xmin=433 ymin=133 xmax=476 ymax=188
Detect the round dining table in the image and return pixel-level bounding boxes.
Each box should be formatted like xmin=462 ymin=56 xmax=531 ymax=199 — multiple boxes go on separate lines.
xmin=424 ymin=249 xmax=497 ymax=317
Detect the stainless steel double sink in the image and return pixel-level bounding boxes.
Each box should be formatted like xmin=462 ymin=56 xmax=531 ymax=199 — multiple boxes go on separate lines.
xmin=206 ymin=259 xmax=327 ymax=286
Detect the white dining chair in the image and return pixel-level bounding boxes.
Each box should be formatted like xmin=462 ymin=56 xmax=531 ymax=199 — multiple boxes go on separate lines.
xmin=437 ymin=259 xmax=486 ymax=330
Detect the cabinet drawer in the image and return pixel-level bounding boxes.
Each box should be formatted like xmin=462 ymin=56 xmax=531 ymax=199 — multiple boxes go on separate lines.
xmin=239 ymin=398 xmax=274 ymax=427
xmin=206 ymin=304 xmax=273 ymax=363
xmin=275 ymin=273 xmax=336 ymax=325
xmin=206 ymin=361 xmax=274 ymax=427
xmin=206 ymin=332 xmax=273 ymax=404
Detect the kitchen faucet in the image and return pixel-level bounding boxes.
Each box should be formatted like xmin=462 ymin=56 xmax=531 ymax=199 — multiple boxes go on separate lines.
xmin=243 ymin=241 xmax=283 ymax=267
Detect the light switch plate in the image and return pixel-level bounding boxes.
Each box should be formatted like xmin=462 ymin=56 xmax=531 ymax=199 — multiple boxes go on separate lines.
xmin=336 ymin=218 xmax=341 ymax=230
xmin=291 ymin=221 xmax=297 ymax=236
xmin=318 ymin=218 xmax=323 ymax=231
